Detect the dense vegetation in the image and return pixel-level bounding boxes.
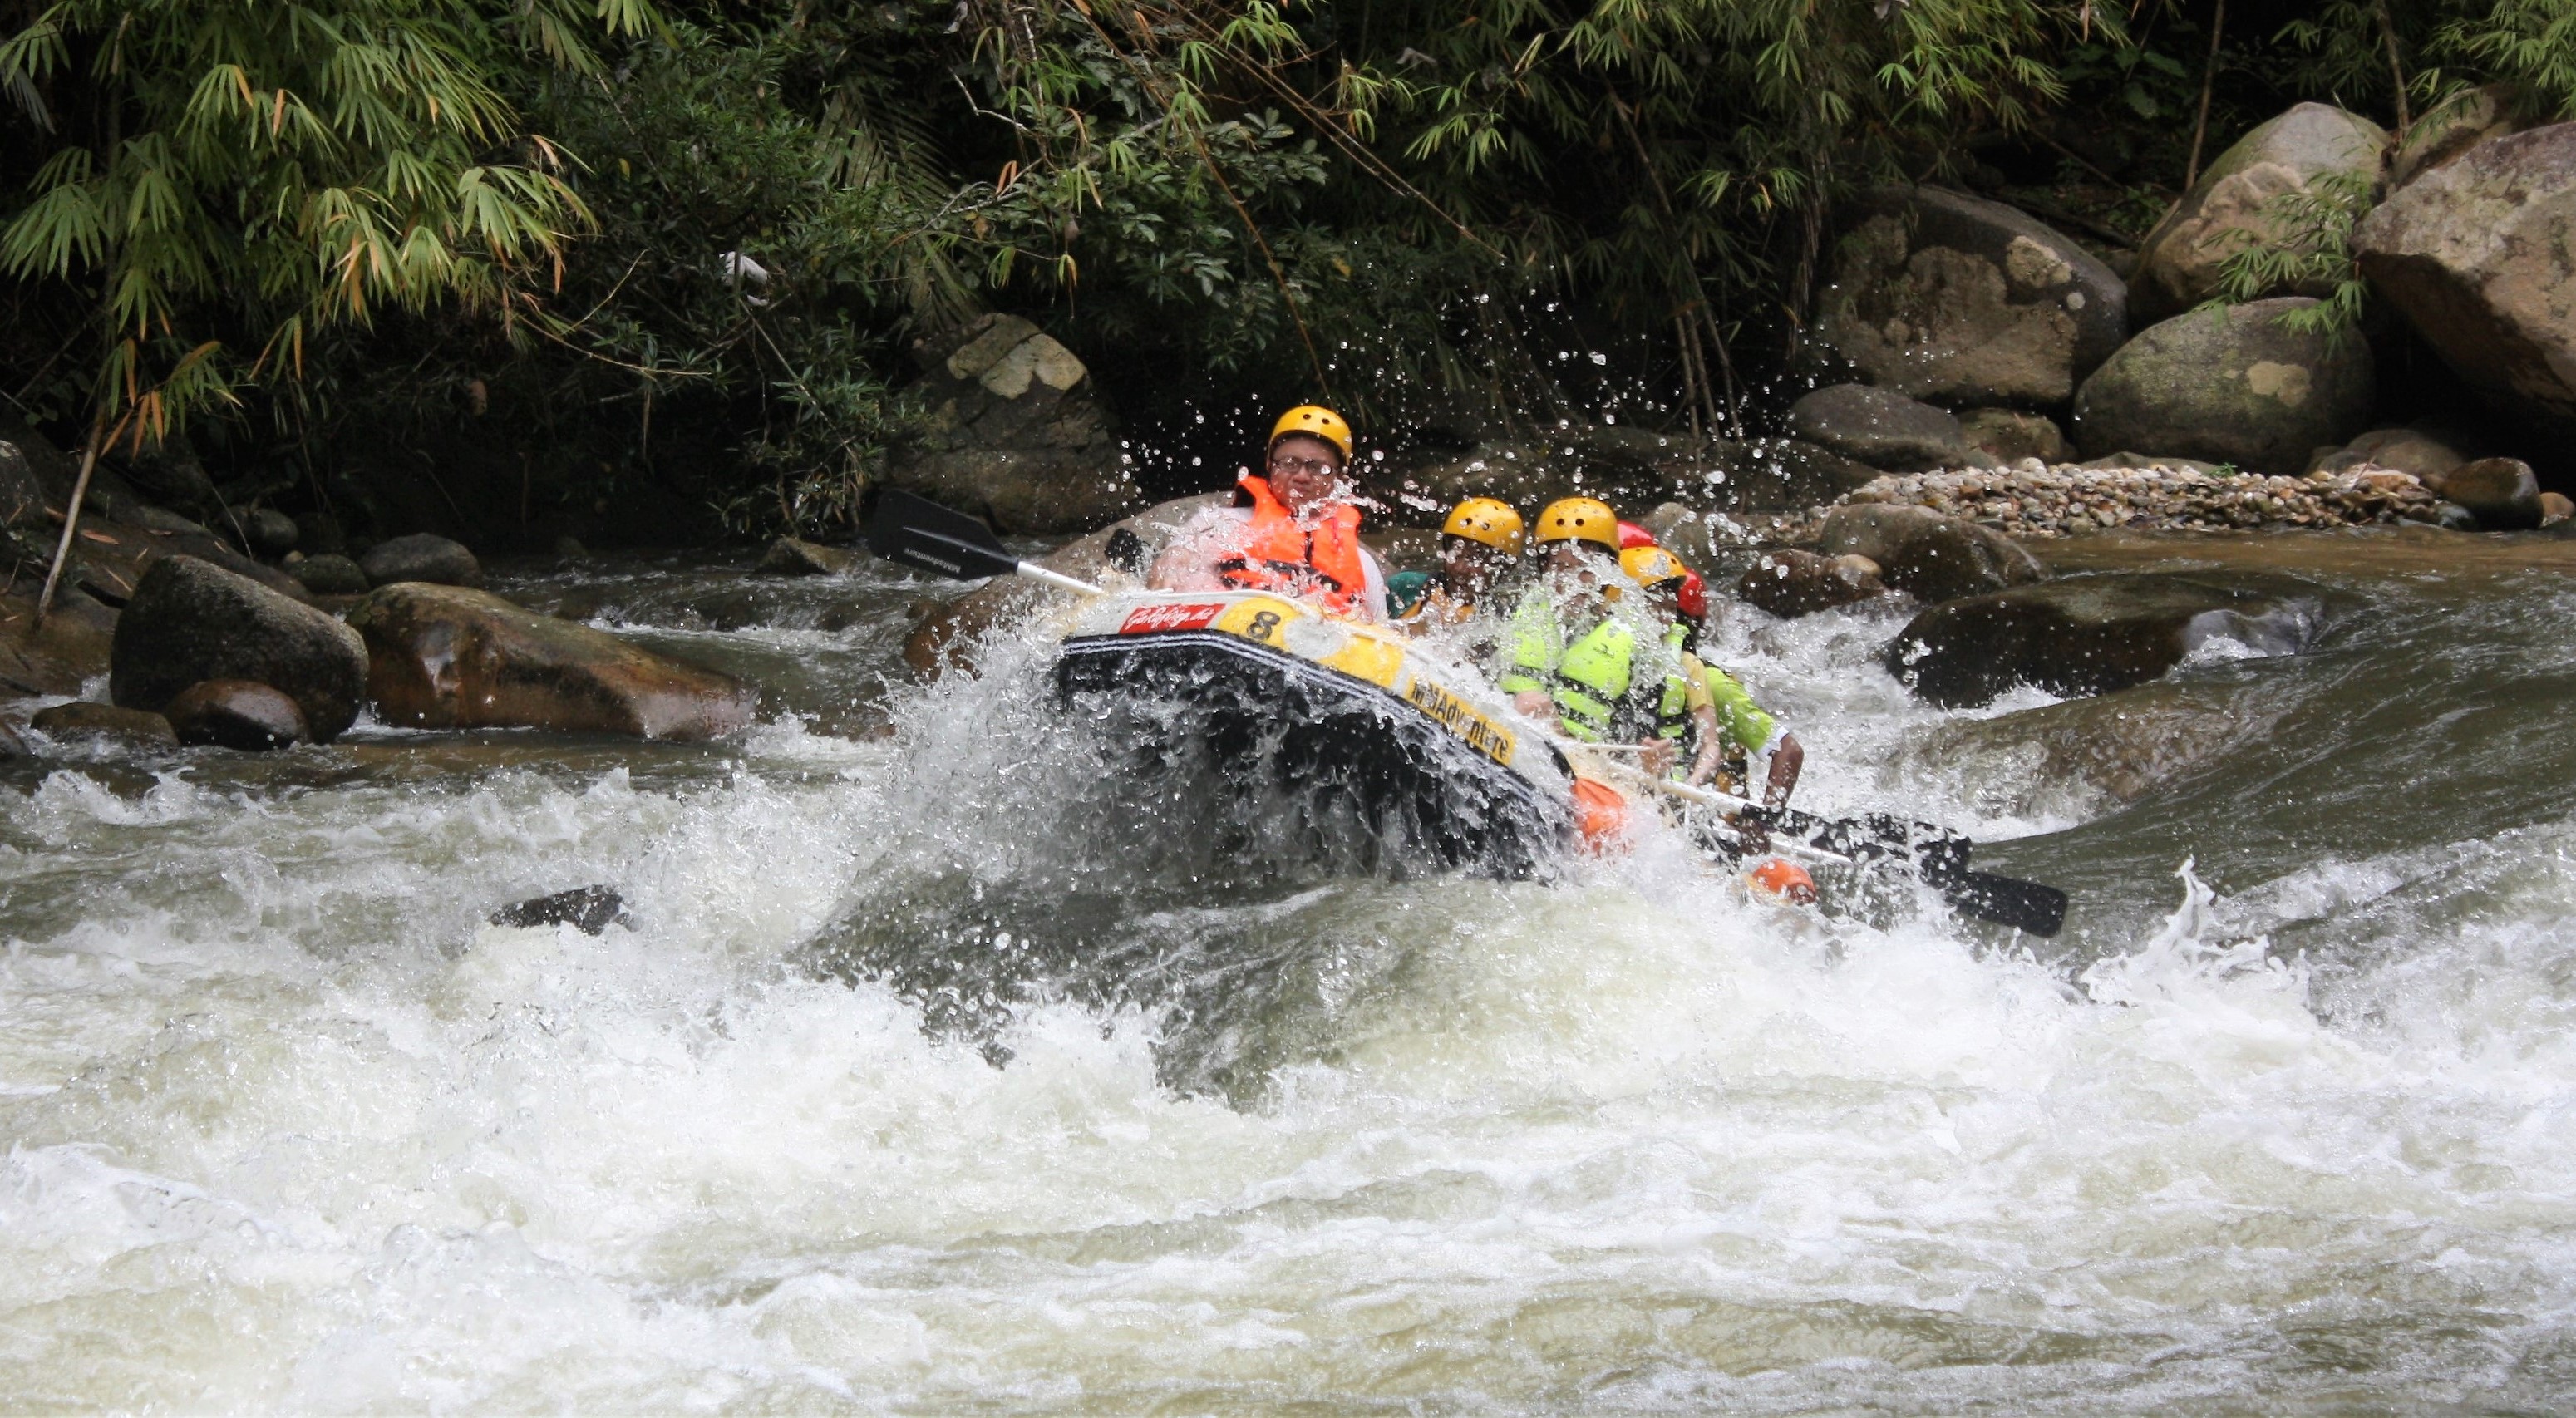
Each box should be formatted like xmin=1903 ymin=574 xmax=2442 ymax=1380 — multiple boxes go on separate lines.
xmin=1 ymin=0 xmax=2571 ymax=547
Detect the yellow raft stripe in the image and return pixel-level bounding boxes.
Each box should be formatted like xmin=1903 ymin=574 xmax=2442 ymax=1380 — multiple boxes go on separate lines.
xmin=1200 ymin=594 xmax=1519 ymax=769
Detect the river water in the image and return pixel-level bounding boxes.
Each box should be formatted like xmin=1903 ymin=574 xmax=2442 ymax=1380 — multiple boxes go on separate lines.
xmin=6 ymin=529 xmax=2576 ymax=1411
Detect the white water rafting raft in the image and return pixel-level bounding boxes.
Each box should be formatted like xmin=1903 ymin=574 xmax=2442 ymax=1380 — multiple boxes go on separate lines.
xmin=1052 ymin=588 xmax=1581 ymax=879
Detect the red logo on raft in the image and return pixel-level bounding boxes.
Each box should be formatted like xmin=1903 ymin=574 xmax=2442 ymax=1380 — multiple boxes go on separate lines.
xmin=1118 ymin=602 xmax=1225 ymax=634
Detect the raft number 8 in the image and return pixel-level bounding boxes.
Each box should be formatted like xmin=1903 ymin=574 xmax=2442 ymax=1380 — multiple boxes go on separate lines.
xmin=1244 ymin=610 xmax=1282 ymax=643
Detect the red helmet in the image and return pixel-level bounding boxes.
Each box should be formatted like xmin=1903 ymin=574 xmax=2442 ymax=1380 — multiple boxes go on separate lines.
xmin=1617 ymin=520 xmax=1657 ymax=551
xmin=1676 ymin=569 xmax=1708 ymax=619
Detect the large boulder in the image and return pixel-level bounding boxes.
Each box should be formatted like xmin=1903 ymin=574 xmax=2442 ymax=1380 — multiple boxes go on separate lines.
xmin=903 ymin=493 xmax=1226 ymax=679
xmin=30 ymin=701 xmax=177 ymax=748
xmin=1809 ymin=186 xmax=2128 ymax=406
xmin=1959 ymin=408 xmax=2071 ymax=464
xmin=2071 ymin=298 xmax=2376 ymax=475
xmin=358 ymin=532 xmax=483 ymax=588
xmin=108 ymin=555 xmax=367 ymax=740
xmin=346 ymin=583 xmax=757 ymax=740
xmin=54 ymin=515 xmax=308 ymax=607
xmin=1729 ymin=437 xmax=1884 ymax=510
xmin=2353 ymin=122 xmax=2576 ymax=442
xmin=887 ymin=314 xmax=1137 ymax=534
xmin=1885 ymin=574 xmax=2322 ymax=708
xmin=2431 ymin=456 xmax=2544 ymax=530
xmin=163 ymin=679 xmax=307 ymax=751
xmin=2391 ymin=85 xmax=2525 ymax=189
xmin=1787 ymin=384 xmax=1996 ymax=474
xmin=1816 ymin=503 xmax=2042 ymax=603
xmin=2308 ymin=426 xmax=2472 ymax=483
xmin=2131 ymin=104 xmax=2390 ymax=322
xmin=0 ymin=587 xmax=113 ymax=696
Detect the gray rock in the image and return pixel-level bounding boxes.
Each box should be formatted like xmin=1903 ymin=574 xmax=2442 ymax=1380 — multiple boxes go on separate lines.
xmin=1810 ymin=186 xmax=2129 ymax=405
xmin=1887 ymin=574 xmax=2323 ymax=708
xmin=2431 ymin=456 xmax=2543 ymax=530
xmin=490 ymin=885 xmax=629 ymax=935
xmin=347 ymin=583 xmax=758 ymax=740
xmin=163 ymin=678 xmax=307 ymax=751
xmin=1817 ymin=502 xmax=2043 ymax=601
xmin=1788 ymin=384 xmax=1997 ymax=474
xmin=886 ymin=313 xmax=1136 ymax=534
xmin=30 ymin=701 xmax=178 ymax=747
xmin=2131 ymin=103 xmax=2391 ymax=322
xmin=758 ymin=536 xmax=856 ymax=576
xmin=357 ymin=532 xmax=483 ymax=588
xmin=2309 ymin=426 xmax=2471 ymax=483
xmin=1736 ymin=549 xmax=1889 ymax=618
xmin=1731 ymin=437 xmax=1886 ymax=510
xmin=1959 ymin=408 xmax=2071 ymax=463
xmin=239 ymin=508 xmax=298 ymax=558
xmin=2071 ymin=298 xmax=2377 ymax=475
xmin=2392 ymin=85 xmax=2524 ymax=188
xmin=2355 ymin=122 xmax=2576 ymax=442
xmin=291 ymin=554 xmax=369 ymax=596
xmin=108 ymin=555 xmax=368 ymax=741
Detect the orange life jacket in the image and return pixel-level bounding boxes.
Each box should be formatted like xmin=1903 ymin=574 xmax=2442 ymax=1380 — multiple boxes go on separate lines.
xmin=1217 ymin=475 xmax=1368 ymax=615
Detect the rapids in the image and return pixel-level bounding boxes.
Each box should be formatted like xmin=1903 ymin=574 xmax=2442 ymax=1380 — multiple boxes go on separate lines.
xmin=7 ymin=529 xmax=2576 ymax=1411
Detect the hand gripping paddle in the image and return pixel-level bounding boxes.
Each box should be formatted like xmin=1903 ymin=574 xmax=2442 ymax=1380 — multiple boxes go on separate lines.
xmin=867 ymin=489 xmax=1102 ymax=595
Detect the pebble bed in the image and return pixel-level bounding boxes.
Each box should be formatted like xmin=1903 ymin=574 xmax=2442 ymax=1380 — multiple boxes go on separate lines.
xmin=1825 ymin=460 xmax=2448 ymax=538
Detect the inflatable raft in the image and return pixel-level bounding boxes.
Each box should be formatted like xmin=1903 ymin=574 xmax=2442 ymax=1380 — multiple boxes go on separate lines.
xmin=1052 ymin=590 xmax=1575 ymax=878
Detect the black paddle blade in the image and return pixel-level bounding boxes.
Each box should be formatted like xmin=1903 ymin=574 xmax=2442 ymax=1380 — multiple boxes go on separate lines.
xmin=1937 ymin=869 xmax=2069 ymax=937
xmin=868 ymin=489 xmax=1019 ymax=582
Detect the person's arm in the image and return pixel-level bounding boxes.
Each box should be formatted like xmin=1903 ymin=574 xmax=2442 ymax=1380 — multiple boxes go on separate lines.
xmin=1148 ymin=511 xmax=1236 ymax=591
xmin=1685 ymin=701 xmax=1725 ymax=787
xmin=1765 ymin=732 xmax=1804 ymax=811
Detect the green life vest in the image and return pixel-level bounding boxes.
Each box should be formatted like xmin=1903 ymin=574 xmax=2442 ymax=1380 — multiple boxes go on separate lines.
xmin=1551 ymin=618 xmax=1638 ymax=741
xmin=1655 ymin=623 xmax=1694 ymax=747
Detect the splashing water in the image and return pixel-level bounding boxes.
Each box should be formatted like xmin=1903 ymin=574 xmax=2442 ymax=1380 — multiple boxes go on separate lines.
xmin=6 ymin=542 xmax=2576 ymax=1411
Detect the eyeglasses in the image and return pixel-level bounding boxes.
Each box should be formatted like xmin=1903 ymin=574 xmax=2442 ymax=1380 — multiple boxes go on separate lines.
xmin=1268 ymin=452 xmax=1342 ymax=480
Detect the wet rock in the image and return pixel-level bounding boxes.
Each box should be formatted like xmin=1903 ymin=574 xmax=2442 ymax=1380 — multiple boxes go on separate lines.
xmin=2431 ymin=457 xmax=2543 ymax=530
xmin=904 ymin=493 xmax=1226 ymax=679
xmin=2542 ymin=491 xmax=2574 ymax=527
xmin=1810 ymin=186 xmax=2128 ymax=405
xmin=887 ymin=313 xmax=1137 ymax=534
xmin=291 ymin=554 xmax=369 ymax=596
xmin=1817 ymin=502 xmax=2042 ymax=601
xmin=0 ymin=717 xmax=23 ymax=758
xmin=2308 ymin=426 xmax=2471 ymax=484
xmin=1728 ymin=437 xmax=1884 ymax=510
xmin=1788 ymin=384 xmax=1996 ymax=474
xmin=1960 ymin=409 xmax=2071 ymax=465
xmin=109 ymin=555 xmax=367 ymax=740
xmin=2392 ymin=85 xmax=2524 ymax=189
xmin=163 ymin=678 xmax=306 ymax=750
xmin=239 ymin=508 xmax=298 ymax=558
xmin=1903 ymin=681 xmax=2276 ymax=807
xmin=1819 ymin=462 xmax=2444 ymax=539
xmin=490 ymin=884 xmax=628 ymax=934
xmin=1736 ymin=549 xmax=1889 ymax=618
xmin=758 ymin=536 xmax=856 ymax=576
xmin=2355 ymin=123 xmax=2576 ymax=443
xmin=30 ymin=701 xmax=177 ymax=747
xmin=0 ymin=588 xmax=115 ymax=696
xmin=2131 ymin=103 xmax=2390 ymax=322
xmin=1887 ymin=573 xmax=2321 ymax=708
xmin=2071 ymin=298 xmax=2376 ymax=475
xmin=347 ymin=583 xmax=757 ymax=740
xmin=358 ymin=532 xmax=483 ymax=588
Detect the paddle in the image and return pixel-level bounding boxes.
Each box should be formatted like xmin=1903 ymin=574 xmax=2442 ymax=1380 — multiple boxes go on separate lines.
xmin=1584 ymin=755 xmax=2069 ymax=937
xmin=867 ymin=489 xmax=1104 ymax=596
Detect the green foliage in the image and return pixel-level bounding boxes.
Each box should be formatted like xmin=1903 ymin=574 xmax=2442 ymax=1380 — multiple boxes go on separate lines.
xmin=2436 ymin=0 xmax=2576 ymax=118
xmin=0 ymin=0 xmax=652 ymax=443
xmin=2202 ymin=167 xmax=2376 ymax=344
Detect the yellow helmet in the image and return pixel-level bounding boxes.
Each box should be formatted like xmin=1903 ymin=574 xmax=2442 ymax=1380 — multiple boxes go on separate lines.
xmin=1533 ymin=496 xmax=1620 ymax=550
xmin=1619 ymin=544 xmax=1688 ymax=588
xmin=1268 ymin=405 xmax=1353 ymax=461
xmin=1441 ymin=497 xmax=1526 ymax=554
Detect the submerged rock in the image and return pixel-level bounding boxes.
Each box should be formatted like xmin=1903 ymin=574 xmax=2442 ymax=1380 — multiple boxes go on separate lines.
xmin=490 ymin=884 xmax=628 ymax=934
xmin=1886 ymin=573 xmax=2322 ymax=708
xmin=163 ymin=678 xmax=307 ymax=750
xmin=1736 ymin=549 xmax=1889 ymax=618
xmin=108 ymin=555 xmax=367 ymax=740
xmin=1810 ymin=185 xmax=2128 ymax=406
xmin=30 ymin=701 xmax=178 ymax=747
xmin=2071 ymin=298 xmax=2376 ymax=475
xmin=359 ymin=533 xmax=483 ymax=588
xmin=347 ymin=583 xmax=757 ymax=740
